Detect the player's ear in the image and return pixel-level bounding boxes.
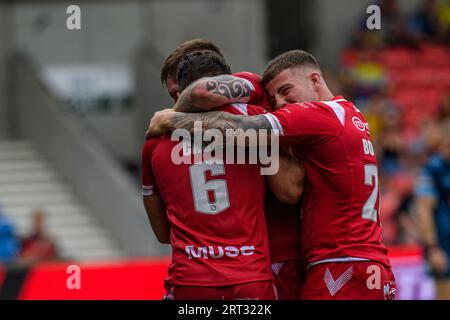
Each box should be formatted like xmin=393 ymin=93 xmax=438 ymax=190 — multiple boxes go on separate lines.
xmin=310 ymin=72 xmax=321 ymax=92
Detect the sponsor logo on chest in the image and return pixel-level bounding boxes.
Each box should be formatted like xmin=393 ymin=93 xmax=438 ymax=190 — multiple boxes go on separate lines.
xmin=352 ymin=116 xmax=370 ymax=132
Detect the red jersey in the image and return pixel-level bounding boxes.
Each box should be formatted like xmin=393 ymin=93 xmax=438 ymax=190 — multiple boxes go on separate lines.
xmin=142 ymin=104 xmax=272 ymax=287
xmin=233 ymin=72 xmax=272 ymax=111
xmin=263 ymin=96 xmax=390 ymax=267
xmin=264 ymin=191 xmax=301 ymax=263
xmin=235 ymin=71 xmax=301 ymax=263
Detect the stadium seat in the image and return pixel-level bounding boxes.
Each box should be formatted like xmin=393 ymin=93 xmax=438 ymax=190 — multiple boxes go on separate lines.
xmin=436 ymin=67 xmax=450 ymax=89
xmin=390 ymin=89 xmax=420 ymax=109
xmin=419 ymin=44 xmax=450 ymax=67
xmin=391 ymin=88 xmax=444 ymax=112
xmin=388 ymin=67 xmax=439 ymax=89
xmin=341 ymin=49 xmax=361 ymax=67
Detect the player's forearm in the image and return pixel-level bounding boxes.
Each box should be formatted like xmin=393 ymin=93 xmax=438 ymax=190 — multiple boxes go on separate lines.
xmin=168 ymin=111 xmax=272 ymax=134
xmin=143 ymin=195 xmax=171 ymax=244
xmin=173 ymin=76 xmax=253 ymax=112
xmin=173 ymin=83 xmax=208 ymax=113
xmin=416 ymin=197 xmax=438 ymax=247
xmin=147 ymin=110 xmax=274 ymax=147
xmin=267 ymin=149 xmax=305 ymax=204
xmin=145 ymin=108 xmax=178 ymax=137
xmin=151 ymin=111 xmax=237 ymax=134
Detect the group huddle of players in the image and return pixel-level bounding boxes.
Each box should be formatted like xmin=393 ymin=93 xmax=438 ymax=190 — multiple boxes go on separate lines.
xmin=141 ymin=39 xmax=396 ymax=300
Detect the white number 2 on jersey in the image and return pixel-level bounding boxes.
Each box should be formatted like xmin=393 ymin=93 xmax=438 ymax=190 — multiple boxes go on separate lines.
xmin=362 ymin=164 xmax=379 ymax=222
xmin=189 ymin=163 xmax=230 ymax=215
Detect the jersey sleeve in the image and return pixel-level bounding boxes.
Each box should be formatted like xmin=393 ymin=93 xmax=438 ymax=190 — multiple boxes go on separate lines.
xmin=233 ymin=72 xmax=272 ymax=111
xmin=246 ymin=104 xmax=267 ymax=116
xmin=141 ymin=138 xmax=160 ymax=196
xmin=262 ymin=102 xmax=342 ymax=144
xmin=220 ymin=103 xmax=267 ymax=116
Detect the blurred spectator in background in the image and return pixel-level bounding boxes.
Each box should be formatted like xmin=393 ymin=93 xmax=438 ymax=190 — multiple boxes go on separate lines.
xmin=0 ymin=205 xmax=20 ymax=264
xmin=352 ymin=0 xmax=418 ymax=49
xmin=376 ymin=101 xmax=419 ymax=246
xmin=339 ymin=0 xmax=450 ymax=255
xmin=436 ymin=0 xmax=450 ymax=44
xmin=414 ymin=119 xmax=450 ymax=299
xmin=410 ymin=0 xmax=445 ymax=43
xmin=438 ymin=93 xmax=450 ymax=120
xmin=377 ymin=104 xmax=406 ymax=175
xmin=380 ymin=171 xmax=419 ymax=245
xmin=19 ymin=210 xmax=60 ymax=265
xmin=343 ymin=50 xmax=388 ymax=104
xmin=365 ymin=93 xmax=401 ymax=146
xmin=377 ymin=0 xmax=418 ymax=46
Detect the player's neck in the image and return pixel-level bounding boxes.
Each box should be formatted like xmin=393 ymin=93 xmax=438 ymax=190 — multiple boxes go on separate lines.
xmin=319 ymin=88 xmax=335 ymax=101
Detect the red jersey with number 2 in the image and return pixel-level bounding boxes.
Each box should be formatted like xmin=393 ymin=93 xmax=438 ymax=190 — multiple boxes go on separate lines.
xmin=263 ymin=96 xmax=390 ymax=267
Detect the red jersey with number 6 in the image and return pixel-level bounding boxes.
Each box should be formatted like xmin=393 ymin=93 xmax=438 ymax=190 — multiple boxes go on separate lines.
xmin=263 ymin=96 xmax=390 ymax=267
xmin=142 ymin=103 xmax=273 ymax=287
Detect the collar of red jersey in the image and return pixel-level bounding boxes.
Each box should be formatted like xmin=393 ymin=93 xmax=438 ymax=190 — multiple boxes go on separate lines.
xmin=330 ymin=95 xmax=346 ymax=102
xmin=292 ymin=96 xmax=347 ymax=107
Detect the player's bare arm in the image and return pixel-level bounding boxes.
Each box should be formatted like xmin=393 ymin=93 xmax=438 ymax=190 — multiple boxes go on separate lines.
xmin=143 ymin=194 xmax=170 ymax=244
xmin=416 ymin=196 xmax=438 ymax=248
xmin=267 ymin=148 xmax=305 ymax=204
xmin=173 ymin=75 xmax=253 ymax=112
xmin=147 ymin=109 xmax=273 ymax=144
xmin=416 ymin=195 xmax=448 ymax=274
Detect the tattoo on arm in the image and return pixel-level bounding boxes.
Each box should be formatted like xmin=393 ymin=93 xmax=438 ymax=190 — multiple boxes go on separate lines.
xmin=164 ymin=111 xmax=275 ymax=147
xmin=173 ymin=90 xmax=204 ymax=113
xmin=205 ymin=75 xmax=252 ymax=100
xmin=174 ymin=75 xmax=253 ymax=113
xmin=215 ymin=113 xmax=272 ymax=132
xmin=167 ymin=112 xmax=272 ymax=135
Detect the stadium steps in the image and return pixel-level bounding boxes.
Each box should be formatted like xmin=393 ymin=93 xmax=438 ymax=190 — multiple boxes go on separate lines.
xmin=0 ymin=140 xmax=125 ymax=261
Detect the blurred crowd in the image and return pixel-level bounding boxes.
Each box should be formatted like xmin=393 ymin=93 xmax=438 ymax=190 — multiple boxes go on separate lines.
xmin=336 ymin=0 xmax=450 ymax=246
xmin=0 ymin=207 xmax=60 ymax=267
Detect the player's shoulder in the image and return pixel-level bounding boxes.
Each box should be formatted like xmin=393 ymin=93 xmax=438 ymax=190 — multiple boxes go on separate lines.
xmin=275 ymin=101 xmax=322 ymax=114
xmin=142 ymin=136 xmax=163 ymax=155
xmin=246 ymin=104 xmax=267 ymax=115
xmin=281 ymin=97 xmax=355 ymax=114
xmin=219 ymin=103 xmax=266 ymax=116
xmin=314 ymin=96 xmax=355 ymax=109
xmin=232 ymin=71 xmax=261 ymax=89
xmin=232 ymin=71 xmax=261 ymax=83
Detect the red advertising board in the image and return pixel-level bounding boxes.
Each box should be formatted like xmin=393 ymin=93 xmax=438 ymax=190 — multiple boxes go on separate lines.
xmin=18 ymin=257 xmax=170 ymax=300
xmin=0 ymin=246 xmax=436 ymax=300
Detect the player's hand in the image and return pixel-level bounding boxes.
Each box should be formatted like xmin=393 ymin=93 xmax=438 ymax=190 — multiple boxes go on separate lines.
xmin=146 ymin=108 xmax=175 ymax=139
xmin=428 ymin=246 xmax=449 ymax=275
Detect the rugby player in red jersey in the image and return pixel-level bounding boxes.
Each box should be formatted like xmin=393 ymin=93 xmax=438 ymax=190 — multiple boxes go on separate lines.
xmin=142 ymin=50 xmax=304 ymax=299
xmin=156 ymin=39 xmax=304 ymax=299
xmin=148 ymin=50 xmax=396 ymax=300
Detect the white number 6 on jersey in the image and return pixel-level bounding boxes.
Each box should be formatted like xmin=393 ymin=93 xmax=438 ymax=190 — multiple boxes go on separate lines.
xmin=189 ymin=163 xmax=230 ymax=215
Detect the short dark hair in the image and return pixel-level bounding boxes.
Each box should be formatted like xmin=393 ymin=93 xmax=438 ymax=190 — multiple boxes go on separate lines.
xmin=160 ymin=39 xmax=224 ymax=86
xmin=176 ymin=50 xmax=231 ymax=91
xmin=261 ymin=50 xmax=320 ymax=86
